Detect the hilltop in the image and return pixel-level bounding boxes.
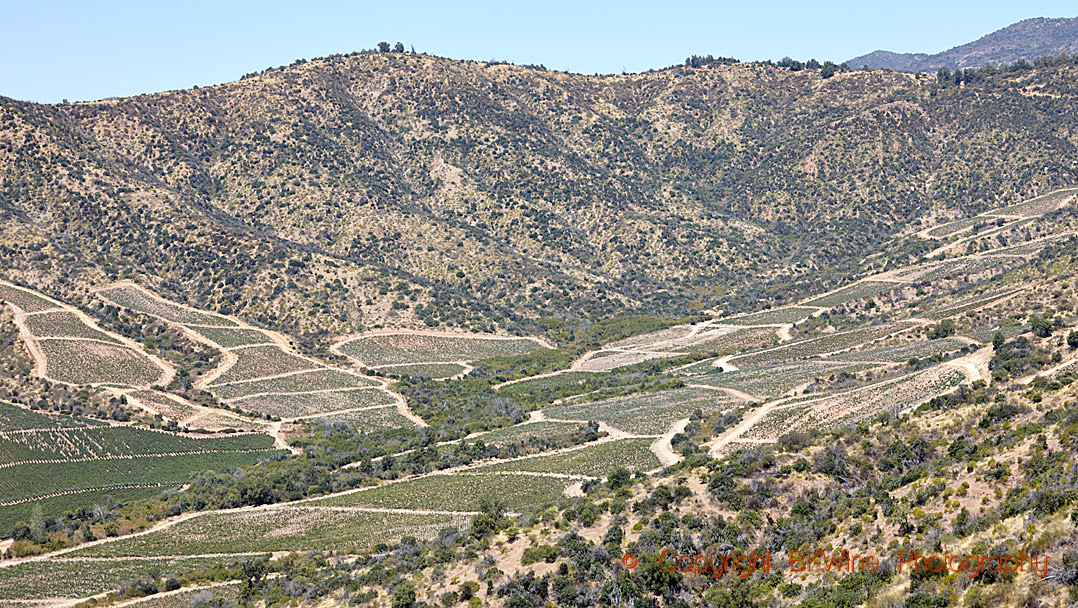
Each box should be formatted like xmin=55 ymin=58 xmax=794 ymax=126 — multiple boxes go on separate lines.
xmin=849 ymin=16 xmax=1078 ymax=71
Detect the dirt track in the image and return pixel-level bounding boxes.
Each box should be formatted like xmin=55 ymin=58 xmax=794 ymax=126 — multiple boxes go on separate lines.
xmin=651 ymin=418 xmax=690 ymax=467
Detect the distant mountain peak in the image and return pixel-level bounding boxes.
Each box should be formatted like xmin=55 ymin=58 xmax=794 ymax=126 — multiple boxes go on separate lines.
xmin=848 ymin=16 xmax=1078 ymax=72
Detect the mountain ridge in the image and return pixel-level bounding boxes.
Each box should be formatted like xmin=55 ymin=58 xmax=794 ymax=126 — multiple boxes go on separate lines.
xmin=848 ymin=16 xmax=1078 ymax=71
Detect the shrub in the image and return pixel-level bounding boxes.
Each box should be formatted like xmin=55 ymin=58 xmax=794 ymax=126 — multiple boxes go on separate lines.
xmin=521 ymin=544 xmax=558 ymax=565
xmin=926 ymin=319 xmax=955 ymax=339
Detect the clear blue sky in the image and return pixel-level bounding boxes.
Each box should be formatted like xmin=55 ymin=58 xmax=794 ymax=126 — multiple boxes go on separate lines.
xmin=2 ymin=0 xmax=1075 ymax=103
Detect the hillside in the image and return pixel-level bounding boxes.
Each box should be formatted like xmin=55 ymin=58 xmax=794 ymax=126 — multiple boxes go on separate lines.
xmin=4 ymin=52 xmax=1078 ymax=347
xmin=849 ymin=16 xmax=1078 ymax=71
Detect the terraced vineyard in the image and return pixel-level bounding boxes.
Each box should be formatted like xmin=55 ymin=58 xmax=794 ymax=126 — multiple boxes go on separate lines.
xmin=605 ymin=323 xmax=778 ymax=356
xmin=175 ymin=410 xmax=273 ymax=433
xmin=311 ymin=405 xmax=415 ymax=432
xmin=729 ymin=321 xmax=920 ymax=368
xmin=830 ymin=338 xmax=971 ymax=362
xmin=23 ymin=311 xmax=120 ymax=342
xmin=313 ymin=472 xmax=574 ymax=511
xmin=72 ymin=507 xmax=470 ymax=557
xmin=925 ymin=216 xmax=983 ymax=237
xmin=605 ymin=325 xmax=700 ymax=350
xmin=686 ymin=360 xmax=880 ymax=398
xmin=0 ymin=486 xmax=171 ymax=537
xmin=455 ymin=420 xmax=584 ymax=447
xmin=127 ymin=390 xmax=203 ymax=422
xmin=919 ymin=188 xmax=1074 ymax=243
xmin=0 ymin=557 xmax=237 ymax=601
xmin=723 ymin=306 xmax=819 ymax=325
xmin=0 ymin=243 xmax=1058 ymax=606
xmin=0 ymin=426 xmax=274 ymax=464
xmin=987 ymin=187 xmax=1076 ymax=217
xmin=988 ymin=236 xmax=1067 ymax=257
xmin=0 ymin=398 xmax=281 ymax=527
xmin=678 ymin=326 xmax=781 ymax=354
xmin=335 ymin=332 xmax=547 ymax=367
xmin=472 ymin=438 xmax=662 ymax=476
xmin=0 ymin=451 xmax=282 ymax=503
xmin=1 ymin=281 xmax=171 ymax=389
xmin=497 ymin=371 xmax=608 ymax=400
xmin=545 ymin=386 xmax=736 ymax=435
xmin=185 ymin=326 xmax=274 ymax=348
xmin=115 ymin=582 xmax=242 ymax=608
xmin=209 ymin=368 xmax=380 ymax=400
xmin=554 ymin=321 xmax=778 ymax=375
xmin=206 ymin=346 xmax=319 ymax=386
xmin=802 ymin=281 xmax=898 ymax=307
xmin=38 ymin=339 xmax=167 ymax=386
xmin=125 ymin=390 xmax=275 ymax=433
xmin=968 ymin=324 xmax=1029 ymax=342
xmin=911 ymin=256 xmax=1023 ymax=282
xmin=97 ymin=284 xmax=237 ymax=326
xmin=231 ymin=388 xmax=397 ymax=419
xmin=742 ymin=366 xmax=968 ymax=441
xmin=94 ymin=283 xmax=413 ymax=432
xmin=921 ymin=289 xmax=1018 ymax=320
xmin=693 ymin=239 xmax=1019 ymax=463
xmin=0 ymin=401 xmax=106 ymax=430
xmin=575 ymin=349 xmax=671 ymax=371
xmin=0 ymin=282 xmax=60 ymax=313
xmin=670 ymin=357 xmax=725 ymax=375
xmin=0 ymin=253 xmax=1033 ymax=580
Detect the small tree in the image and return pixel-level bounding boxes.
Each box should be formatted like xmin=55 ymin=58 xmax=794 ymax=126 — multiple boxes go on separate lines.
xmin=459 ymin=581 xmax=480 ymax=601
xmin=239 ymin=558 xmax=268 ymax=599
xmin=391 ymin=580 xmax=416 ymax=608
xmin=607 ymin=465 xmax=632 ymax=490
xmin=1029 ymin=315 xmax=1052 ymax=338
xmin=470 ymin=495 xmax=507 ymax=539
xmin=377 ymin=41 xmax=391 ymax=53
xmin=937 ymin=66 xmax=953 ymax=86
xmin=1068 ymin=330 xmax=1078 ymax=349
xmin=927 ymin=319 xmax=956 ymax=340
xmin=29 ymin=504 xmax=46 ymax=544
xmin=393 ymin=42 xmax=405 ymax=53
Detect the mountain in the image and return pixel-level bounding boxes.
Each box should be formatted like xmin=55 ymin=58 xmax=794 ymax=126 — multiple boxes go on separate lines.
xmin=3 ymin=51 xmax=1078 ymax=347
xmin=844 ymin=50 xmax=930 ymax=72
xmin=848 ymin=16 xmax=1078 ymax=71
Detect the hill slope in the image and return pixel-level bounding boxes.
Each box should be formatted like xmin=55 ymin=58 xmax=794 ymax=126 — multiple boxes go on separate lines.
xmin=3 ymin=52 xmax=1078 ymax=342
xmin=849 ymin=16 xmax=1078 ymax=71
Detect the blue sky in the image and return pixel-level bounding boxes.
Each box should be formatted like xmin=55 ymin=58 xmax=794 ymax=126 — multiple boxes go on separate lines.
xmin=2 ymin=0 xmax=1075 ymax=103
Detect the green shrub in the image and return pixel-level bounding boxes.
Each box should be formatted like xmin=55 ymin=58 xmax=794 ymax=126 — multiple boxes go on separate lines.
xmin=521 ymin=544 xmax=558 ymax=565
